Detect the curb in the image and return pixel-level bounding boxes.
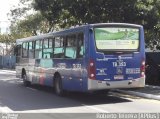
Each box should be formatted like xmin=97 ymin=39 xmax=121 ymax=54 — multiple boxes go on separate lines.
xmin=146 ymin=85 xmax=160 ymax=89
xmin=114 ymin=89 xmax=160 ymax=101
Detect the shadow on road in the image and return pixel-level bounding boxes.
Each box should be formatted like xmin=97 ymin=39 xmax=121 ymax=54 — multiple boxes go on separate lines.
xmin=0 ymin=78 xmax=132 ymax=112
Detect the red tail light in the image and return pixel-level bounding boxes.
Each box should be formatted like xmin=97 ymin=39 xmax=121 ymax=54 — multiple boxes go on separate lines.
xmin=88 ymin=59 xmax=96 ymax=80
xmin=140 ymin=60 xmax=145 ymax=77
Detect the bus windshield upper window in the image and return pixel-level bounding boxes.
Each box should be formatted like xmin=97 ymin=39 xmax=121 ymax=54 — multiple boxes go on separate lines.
xmin=94 ymin=27 xmax=139 ymax=50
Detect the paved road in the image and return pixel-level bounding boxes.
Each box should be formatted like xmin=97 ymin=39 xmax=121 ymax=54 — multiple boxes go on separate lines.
xmin=0 ymin=70 xmax=160 ymax=119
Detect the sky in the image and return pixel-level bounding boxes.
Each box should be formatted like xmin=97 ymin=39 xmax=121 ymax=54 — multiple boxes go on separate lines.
xmin=0 ymin=0 xmax=20 ymax=33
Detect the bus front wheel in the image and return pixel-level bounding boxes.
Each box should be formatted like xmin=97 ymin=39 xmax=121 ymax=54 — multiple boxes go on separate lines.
xmin=22 ymin=73 xmax=31 ymax=87
xmin=54 ymin=75 xmax=63 ymax=96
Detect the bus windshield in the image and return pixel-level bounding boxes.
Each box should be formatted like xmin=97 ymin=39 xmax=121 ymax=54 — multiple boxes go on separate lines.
xmin=94 ymin=27 xmax=139 ymax=51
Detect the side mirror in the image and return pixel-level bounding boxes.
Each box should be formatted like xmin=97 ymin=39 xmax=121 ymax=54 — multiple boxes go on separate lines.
xmin=89 ymin=28 xmax=93 ymax=33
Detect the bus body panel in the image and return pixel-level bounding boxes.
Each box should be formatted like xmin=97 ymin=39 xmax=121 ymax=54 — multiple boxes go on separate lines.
xmin=16 ymin=26 xmax=90 ymax=92
xmin=15 ymin=23 xmax=145 ymax=93
xmin=87 ymin=24 xmax=145 ymax=91
xmin=31 ymin=58 xmax=87 ymax=91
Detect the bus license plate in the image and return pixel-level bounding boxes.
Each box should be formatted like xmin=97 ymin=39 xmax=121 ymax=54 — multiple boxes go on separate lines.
xmin=114 ymin=75 xmax=124 ymax=80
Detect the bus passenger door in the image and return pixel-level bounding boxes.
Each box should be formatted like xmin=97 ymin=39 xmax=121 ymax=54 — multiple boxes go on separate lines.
xmin=14 ymin=45 xmax=22 ymax=78
xmin=63 ymin=33 xmax=85 ymax=91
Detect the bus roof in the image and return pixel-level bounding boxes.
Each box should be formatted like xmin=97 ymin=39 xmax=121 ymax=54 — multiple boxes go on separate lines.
xmin=89 ymin=23 xmax=142 ymax=28
xmin=16 ymin=25 xmax=87 ymax=45
xmin=16 ymin=23 xmax=142 ymax=45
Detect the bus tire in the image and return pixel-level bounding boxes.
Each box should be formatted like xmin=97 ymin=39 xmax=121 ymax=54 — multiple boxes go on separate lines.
xmin=54 ymin=75 xmax=63 ymax=96
xmin=22 ymin=73 xmax=31 ymax=87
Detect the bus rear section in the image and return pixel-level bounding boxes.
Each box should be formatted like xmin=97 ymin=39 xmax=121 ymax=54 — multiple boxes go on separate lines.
xmin=88 ymin=24 xmax=145 ymax=91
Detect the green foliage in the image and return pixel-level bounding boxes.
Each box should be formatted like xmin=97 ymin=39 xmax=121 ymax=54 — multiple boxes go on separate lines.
xmin=136 ymin=0 xmax=160 ymax=49
xmin=32 ymin=0 xmax=160 ymax=48
xmin=8 ymin=0 xmax=160 ymax=50
xmin=10 ymin=13 xmax=50 ymax=35
xmin=32 ymin=0 xmax=139 ymax=25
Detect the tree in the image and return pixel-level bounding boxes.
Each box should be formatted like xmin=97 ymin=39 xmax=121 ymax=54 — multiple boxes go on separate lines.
xmin=9 ymin=0 xmax=56 ymax=42
xmin=9 ymin=0 xmax=33 ymax=23
xmin=8 ymin=0 xmax=160 ymax=50
xmin=33 ymin=0 xmax=64 ymax=30
xmin=136 ymin=0 xmax=160 ymax=49
xmin=32 ymin=0 xmax=141 ymax=26
xmin=7 ymin=0 xmax=34 ymax=43
xmin=10 ymin=13 xmax=53 ymax=36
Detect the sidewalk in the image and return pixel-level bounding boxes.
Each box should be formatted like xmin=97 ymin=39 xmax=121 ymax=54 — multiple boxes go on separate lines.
xmin=0 ymin=69 xmax=16 ymax=73
xmin=115 ymin=85 xmax=160 ymax=101
xmin=0 ymin=68 xmax=15 ymax=71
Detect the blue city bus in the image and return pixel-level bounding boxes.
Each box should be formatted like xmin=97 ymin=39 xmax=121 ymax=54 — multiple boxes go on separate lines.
xmin=15 ymin=23 xmax=145 ymax=95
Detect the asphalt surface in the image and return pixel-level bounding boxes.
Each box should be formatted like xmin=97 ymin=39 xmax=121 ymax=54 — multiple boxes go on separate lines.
xmin=0 ymin=69 xmax=160 ymax=119
xmin=115 ymin=85 xmax=160 ymax=101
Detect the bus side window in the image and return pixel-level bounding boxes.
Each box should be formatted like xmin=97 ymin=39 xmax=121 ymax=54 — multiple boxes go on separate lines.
xmin=77 ymin=33 xmax=84 ymax=58
xmin=35 ymin=40 xmax=43 ymax=59
xmin=54 ymin=36 xmax=65 ymax=58
xmin=29 ymin=41 xmax=34 ymax=58
xmin=43 ymin=39 xmax=49 ymax=49
xmin=43 ymin=38 xmax=53 ymax=59
xmin=65 ymin=34 xmax=77 ymax=59
xmin=49 ymin=38 xmax=53 ymax=48
xmin=22 ymin=42 xmax=29 ymax=58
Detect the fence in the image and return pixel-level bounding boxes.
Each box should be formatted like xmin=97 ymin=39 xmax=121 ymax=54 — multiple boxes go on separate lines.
xmin=0 ymin=55 xmax=16 ymax=69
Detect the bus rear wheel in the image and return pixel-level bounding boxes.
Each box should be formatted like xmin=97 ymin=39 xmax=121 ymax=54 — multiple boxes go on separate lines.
xmin=22 ymin=73 xmax=31 ymax=87
xmin=54 ymin=75 xmax=63 ymax=96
